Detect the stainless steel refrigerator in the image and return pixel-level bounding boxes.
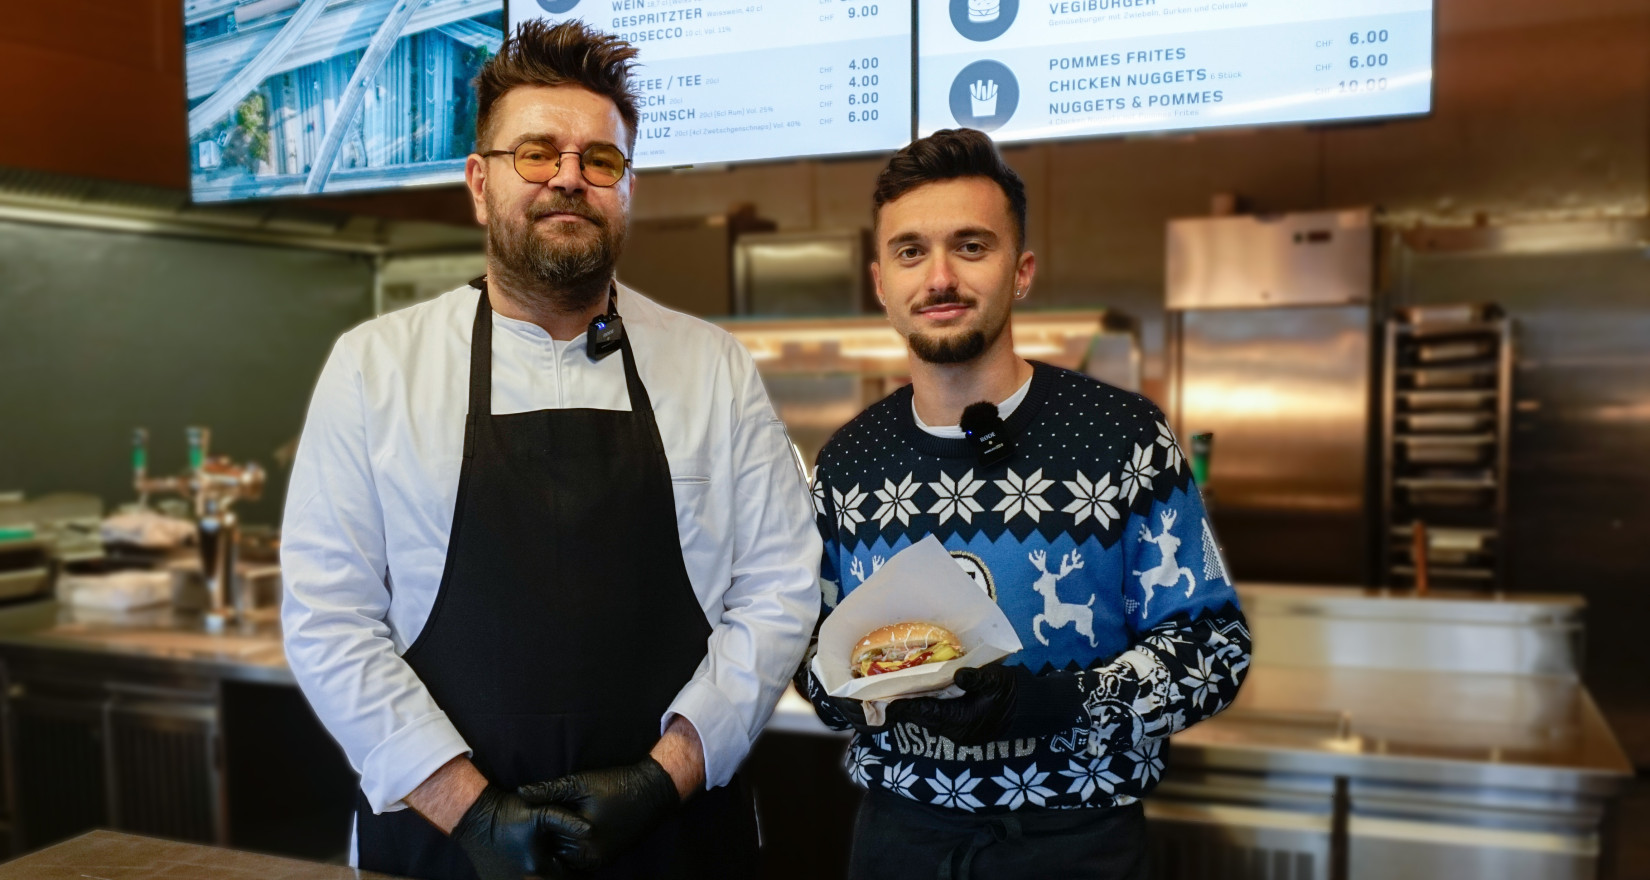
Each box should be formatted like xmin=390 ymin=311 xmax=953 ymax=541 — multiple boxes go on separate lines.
xmin=1166 ymin=209 xmax=1378 ymax=586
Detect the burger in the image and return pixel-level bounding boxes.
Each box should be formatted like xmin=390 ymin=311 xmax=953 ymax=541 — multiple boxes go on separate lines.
xmin=851 ymin=621 xmax=965 ymax=678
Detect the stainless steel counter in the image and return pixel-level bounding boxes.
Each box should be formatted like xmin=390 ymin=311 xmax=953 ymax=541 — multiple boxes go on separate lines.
xmin=768 ymin=664 xmax=1631 ymax=792
xmin=0 ymin=585 xmax=1630 ymax=796
xmin=0 ymin=599 xmax=356 ymax=857
xmin=0 ymin=830 xmax=397 ymax=879
xmin=1174 ymin=666 xmax=1630 ymax=795
xmin=1147 ymin=583 xmax=1632 ymax=880
xmin=1164 ymin=582 xmax=1631 ymax=795
xmin=771 ymin=584 xmax=1629 ymax=791
xmin=0 ymin=598 xmax=291 ymax=685
xmin=0 ymin=583 xmax=1632 ymax=878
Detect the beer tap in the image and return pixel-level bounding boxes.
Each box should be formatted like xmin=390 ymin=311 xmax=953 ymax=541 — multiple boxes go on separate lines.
xmin=132 ymin=427 xmax=266 ymax=628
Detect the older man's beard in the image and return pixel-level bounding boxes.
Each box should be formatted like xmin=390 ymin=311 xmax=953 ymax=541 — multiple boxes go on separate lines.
xmin=487 ymin=192 xmax=626 ymax=313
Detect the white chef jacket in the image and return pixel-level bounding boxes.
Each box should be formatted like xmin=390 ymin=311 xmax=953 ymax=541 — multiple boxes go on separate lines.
xmin=280 ymin=283 xmax=822 ymax=816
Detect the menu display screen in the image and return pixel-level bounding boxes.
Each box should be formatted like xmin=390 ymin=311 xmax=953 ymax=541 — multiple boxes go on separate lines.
xmin=511 ymin=0 xmax=915 ymax=168
xmin=184 ymin=1 xmax=1434 ymax=201
xmin=917 ymin=0 xmax=1433 ymax=142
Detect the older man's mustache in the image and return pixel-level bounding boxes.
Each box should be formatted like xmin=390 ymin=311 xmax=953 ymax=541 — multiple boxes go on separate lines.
xmin=528 ymin=195 xmax=604 ymax=227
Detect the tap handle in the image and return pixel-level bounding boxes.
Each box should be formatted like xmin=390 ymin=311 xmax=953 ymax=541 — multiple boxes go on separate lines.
xmin=132 ymin=428 xmax=149 ymax=480
xmin=186 ymin=426 xmax=210 ymax=472
xmin=1190 ymin=433 xmax=1213 ymax=486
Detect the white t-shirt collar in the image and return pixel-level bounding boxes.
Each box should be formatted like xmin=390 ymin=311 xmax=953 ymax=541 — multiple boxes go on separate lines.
xmin=913 ymin=374 xmax=1034 ymax=439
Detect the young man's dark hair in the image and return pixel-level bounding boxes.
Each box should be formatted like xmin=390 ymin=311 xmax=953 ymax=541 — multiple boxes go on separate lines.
xmin=872 ymin=128 xmax=1028 ymax=250
xmin=474 ymin=19 xmax=642 ymax=151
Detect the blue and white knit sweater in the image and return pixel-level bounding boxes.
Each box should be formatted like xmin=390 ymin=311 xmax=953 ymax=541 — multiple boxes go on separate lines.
xmin=802 ymin=362 xmax=1251 ymax=813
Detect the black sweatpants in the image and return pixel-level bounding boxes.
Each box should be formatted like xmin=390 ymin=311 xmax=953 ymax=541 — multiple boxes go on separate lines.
xmin=846 ymin=788 xmax=1149 ymax=880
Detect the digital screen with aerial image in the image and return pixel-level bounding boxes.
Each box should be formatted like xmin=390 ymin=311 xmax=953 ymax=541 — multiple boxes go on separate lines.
xmin=918 ymin=0 xmax=1433 ymax=144
xmin=185 ymin=0 xmax=505 ymax=202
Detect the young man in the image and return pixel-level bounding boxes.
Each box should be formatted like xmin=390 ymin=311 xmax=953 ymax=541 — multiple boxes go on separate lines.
xmin=800 ymin=129 xmax=1251 ymax=878
xmin=282 ymin=21 xmax=819 ymax=880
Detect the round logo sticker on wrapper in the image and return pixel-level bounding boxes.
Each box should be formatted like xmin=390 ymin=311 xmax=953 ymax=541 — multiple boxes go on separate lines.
xmin=950 ymin=551 xmax=997 ymax=601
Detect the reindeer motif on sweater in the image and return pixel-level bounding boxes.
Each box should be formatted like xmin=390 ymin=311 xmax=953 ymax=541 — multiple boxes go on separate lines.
xmin=1028 ymin=549 xmax=1096 ymax=647
xmin=1132 ymin=510 xmax=1197 ymax=618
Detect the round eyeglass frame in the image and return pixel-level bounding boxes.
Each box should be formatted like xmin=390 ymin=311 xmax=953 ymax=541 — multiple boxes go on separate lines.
xmin=477 ymin=140 xmax=630 ymax=187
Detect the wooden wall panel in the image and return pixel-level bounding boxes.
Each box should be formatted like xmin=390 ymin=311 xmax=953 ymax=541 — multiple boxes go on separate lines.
xmin=0 ymin=0 xmax=187 ymax=189
xmin=1324 ymin=15 xmax=1650 ymax=223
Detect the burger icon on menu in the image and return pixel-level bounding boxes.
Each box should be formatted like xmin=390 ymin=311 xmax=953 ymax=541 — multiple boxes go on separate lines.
xmin=951 ymin=0 xmax=1017 ymax=40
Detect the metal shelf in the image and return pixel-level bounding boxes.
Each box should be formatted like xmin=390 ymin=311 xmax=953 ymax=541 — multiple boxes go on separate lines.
xmin=1395 ymin=433 xmax=1496 ymax=443
xmin=1390 ymin=564 xmax=1496 ymax=580
xmin=1381 ymin=311 xmax=1514 ymax=589
xmin=1398 ymin=389 xmax=1498 ymax=409
xmin=1400 ymin=411 xmax=1496 ymax=432
xmin=1395 ymin=321 xmax=1506 ymax=340
xmin=1396 ymin=474 xmax=1497 ymax=489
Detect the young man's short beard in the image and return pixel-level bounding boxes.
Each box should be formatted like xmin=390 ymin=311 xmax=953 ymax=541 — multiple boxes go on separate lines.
xmin=908 ymin=329 xmax=988 ymax=365
xmin=487 ymin=208 xmax=626 ymax=314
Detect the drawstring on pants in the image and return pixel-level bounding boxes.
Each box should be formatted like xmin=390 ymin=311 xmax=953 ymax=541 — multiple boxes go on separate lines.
xmin=939 ymin=813 xmax=1024 ymax=880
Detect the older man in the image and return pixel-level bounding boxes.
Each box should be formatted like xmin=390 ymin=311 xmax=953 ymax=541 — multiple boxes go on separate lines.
xmin=282 ymin=20 xmax=819 ymax=880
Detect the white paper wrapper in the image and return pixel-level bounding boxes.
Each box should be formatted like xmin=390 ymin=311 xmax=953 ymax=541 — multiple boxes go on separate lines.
xmin=811 ymin=536 xmax=1024 ymax=705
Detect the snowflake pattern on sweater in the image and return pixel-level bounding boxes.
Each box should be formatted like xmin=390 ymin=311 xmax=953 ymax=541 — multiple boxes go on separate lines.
xmin=802 ymin=362 xmax=1251 ymax=813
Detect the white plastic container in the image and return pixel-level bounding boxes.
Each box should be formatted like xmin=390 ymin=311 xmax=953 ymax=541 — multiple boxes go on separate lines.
xmin=62 ymin=571 xmax=173 ymax=610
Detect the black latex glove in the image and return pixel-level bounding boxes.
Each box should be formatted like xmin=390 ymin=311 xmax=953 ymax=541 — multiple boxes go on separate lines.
xmin=517 ymin=757 xmax=680 ymax=872
xmin=795 ymin=658 xmax=878 ymax=735
xmin=886 ymin=664 xmax=1018 ymax=745
xmin=451 ymin=784 xmax=589 ymax=880
xmin=826 ymin=695 xmax=887 ymax=736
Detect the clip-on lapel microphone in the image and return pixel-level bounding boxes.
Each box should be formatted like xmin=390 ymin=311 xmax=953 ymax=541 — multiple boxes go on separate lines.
xmin=960 ymin=402 xmax=1015 ymax=469
xmin=586 ymin=284 xmax=624 ymax=360
xmin=470 ymin=276 xmax=625 ymax=360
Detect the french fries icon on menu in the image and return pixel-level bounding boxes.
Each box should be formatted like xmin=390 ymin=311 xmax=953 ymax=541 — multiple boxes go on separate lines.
xmin=970 ymin=79 xmax=999 ymax=118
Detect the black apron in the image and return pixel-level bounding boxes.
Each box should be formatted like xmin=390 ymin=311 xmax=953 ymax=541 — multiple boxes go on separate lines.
xmin=356 ymin=286 xmax=758 ymax=880
xmin=848 ymin=788 xmax=1147 ymax=880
